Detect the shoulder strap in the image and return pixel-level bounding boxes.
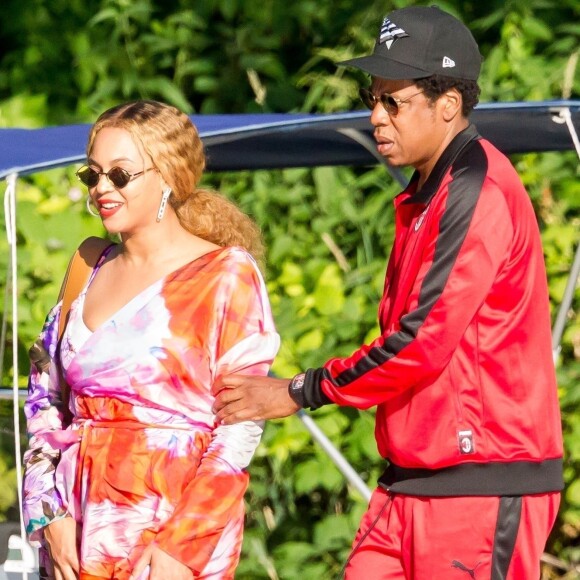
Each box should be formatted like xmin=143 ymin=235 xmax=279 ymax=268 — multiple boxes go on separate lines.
xmin=57 ymin=236 xmax=113 ymax=341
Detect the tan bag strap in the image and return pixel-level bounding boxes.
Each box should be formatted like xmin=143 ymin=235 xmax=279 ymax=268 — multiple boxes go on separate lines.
xmin=57 ymin=236 xmax=114 ymax=341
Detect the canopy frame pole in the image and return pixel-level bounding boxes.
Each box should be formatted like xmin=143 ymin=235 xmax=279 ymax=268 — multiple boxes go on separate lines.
xmin=4 ymin=173 xmax=28 ymax=579
xmin=552 ymin=241 xmax=580 ymax=363
xmin=550 ymin=107 xmax=580 ymax=363
xmin=296 ymin=410 xmax=372 ymax=501
xmin=551 ymin=106 xmax=580 ymax=159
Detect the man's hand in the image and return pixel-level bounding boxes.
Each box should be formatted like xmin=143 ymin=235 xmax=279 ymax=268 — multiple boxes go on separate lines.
xmin=44 ymin=516 xmax=80 ymax=580
xmin=212 ymin=375 xmax=300 ymax=424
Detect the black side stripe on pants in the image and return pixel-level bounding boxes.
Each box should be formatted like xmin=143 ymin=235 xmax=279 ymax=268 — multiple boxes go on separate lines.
xmin=491 ymin=496 xmax=522 ymax=579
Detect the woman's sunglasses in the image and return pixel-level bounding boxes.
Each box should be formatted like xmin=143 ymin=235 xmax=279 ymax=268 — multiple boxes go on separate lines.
xmin=359 ymin=88 xmax=424 ymax=116
xmin=75 ymin=165 xmax=155 ymax=189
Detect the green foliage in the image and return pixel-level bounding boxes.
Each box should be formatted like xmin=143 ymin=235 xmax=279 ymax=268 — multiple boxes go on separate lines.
xmin=556 ymin=361 xmax=580 ymax=567
xmin=0 ymin=400 xmax=26 ymax=524
xmin=0 ymin=0 xmax=578 ymax=576
xmin=0 ymin=454 xmax=17 ymax=520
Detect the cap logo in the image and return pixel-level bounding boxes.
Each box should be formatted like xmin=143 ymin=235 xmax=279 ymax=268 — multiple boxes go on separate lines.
xmin=379 ymin=17 xmax=409 ymax=49
xmin=442 ymin=56 xmax=456 ymax=68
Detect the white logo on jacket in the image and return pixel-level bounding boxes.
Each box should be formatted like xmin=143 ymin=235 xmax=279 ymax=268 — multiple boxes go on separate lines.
xmin=414 ymin=206 xmax=429 ymax=232
xmin=458 ymin=429 xmax=475 ymax=454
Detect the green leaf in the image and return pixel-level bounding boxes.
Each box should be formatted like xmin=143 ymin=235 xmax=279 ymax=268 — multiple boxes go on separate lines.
xmin=313 ymin=514 xmax=354 ymax=550
xmin=521 ymin=17 xmax=553 ymax=42
xmin=88 ymin=7 xmax=119 ymax=26
xmin=296 ymin=328 xmax=324 ymax=353
xmin=566 ymin=478 xmax=580 ymax=507
xmin=313 ymin=264 xmax=345 ymax=315
xmin=139 ymin=78 xmax=193 ymax=113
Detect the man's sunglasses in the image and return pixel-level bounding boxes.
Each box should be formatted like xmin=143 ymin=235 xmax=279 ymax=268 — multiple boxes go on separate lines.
xmin=359 ymin=88 xmax=424 ymax=116
xmin=75 ymin=165 xmax=156 ymax=189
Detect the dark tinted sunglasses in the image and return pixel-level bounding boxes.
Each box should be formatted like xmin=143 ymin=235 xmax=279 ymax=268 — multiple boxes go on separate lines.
xmin=359 ymin=88 xmax=424 ymax=116
xmin=76 ymin=165 xmax=155 ymax=189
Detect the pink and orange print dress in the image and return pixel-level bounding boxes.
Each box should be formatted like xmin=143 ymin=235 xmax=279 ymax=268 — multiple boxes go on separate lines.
xmin=23 ymin=246 xmax=280 ymax=579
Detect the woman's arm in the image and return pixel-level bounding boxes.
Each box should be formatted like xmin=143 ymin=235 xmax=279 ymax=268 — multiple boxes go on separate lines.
xmin=23 ymin=304 xmax=70 ymax=541
xmin=153 ymin=252 xmax=280 ymax=575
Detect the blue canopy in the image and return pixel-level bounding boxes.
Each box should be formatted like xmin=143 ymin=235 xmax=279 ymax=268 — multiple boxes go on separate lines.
xmin=0 ymin=100 xmax=578 ymax=179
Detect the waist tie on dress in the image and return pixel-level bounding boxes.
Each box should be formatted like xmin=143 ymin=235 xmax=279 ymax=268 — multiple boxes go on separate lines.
xmin=53 ymin=417 xmax=210 ymax=521
xmin=43 ymin=417 xmax=207 ymax=451
xmin=75 ymin=418 xmax=202 ymax=431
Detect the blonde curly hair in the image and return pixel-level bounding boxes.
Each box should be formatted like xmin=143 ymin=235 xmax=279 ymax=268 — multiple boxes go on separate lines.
xmin=86 ymin=100 xmax=264 ymax=263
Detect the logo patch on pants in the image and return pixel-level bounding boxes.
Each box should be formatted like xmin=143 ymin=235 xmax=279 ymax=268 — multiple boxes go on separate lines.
xmin=451 ymin=560 xmax=481 ymax=578
xmin=457 ymin=430 xmax=475 ymax=454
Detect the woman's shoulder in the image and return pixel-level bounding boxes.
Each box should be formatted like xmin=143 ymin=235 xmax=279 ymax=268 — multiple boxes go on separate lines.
xmin=170 ymin=246 xmax=260 ymax=286
xmin=201 ymin=245 xmax=259 ymax=273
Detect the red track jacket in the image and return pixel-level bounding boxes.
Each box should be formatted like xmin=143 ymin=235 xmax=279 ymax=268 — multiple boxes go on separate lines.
xmin=301 ymin=125 xmax=563 ymax=496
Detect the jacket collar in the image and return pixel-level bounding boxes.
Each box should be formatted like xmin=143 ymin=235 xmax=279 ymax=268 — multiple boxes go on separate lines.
xmin=401 ymin=124 xmax=481 ymax=205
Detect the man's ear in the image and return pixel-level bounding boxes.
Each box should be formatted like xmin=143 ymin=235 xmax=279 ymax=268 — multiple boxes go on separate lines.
xmin=440 ymin=88 xmax=463 ymax=121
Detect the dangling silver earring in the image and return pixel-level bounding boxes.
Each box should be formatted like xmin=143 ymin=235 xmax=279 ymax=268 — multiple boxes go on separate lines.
xmin=156 ymin=187 xmax=172 ymax=222
xmin=86 ymin=195 xmax=100 ymax=217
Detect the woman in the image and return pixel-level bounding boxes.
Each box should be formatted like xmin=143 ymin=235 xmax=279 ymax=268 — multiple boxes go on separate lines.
xmin=22 ymin=100 xmax=279 ymax=580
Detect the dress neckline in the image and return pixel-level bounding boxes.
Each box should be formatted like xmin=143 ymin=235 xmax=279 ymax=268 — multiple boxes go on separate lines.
xmin=81 ymin=245 xmax=236 ymax=333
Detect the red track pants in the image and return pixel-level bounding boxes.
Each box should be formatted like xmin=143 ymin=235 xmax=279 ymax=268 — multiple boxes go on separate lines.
xmin=344 ymin=487 xmax=560 ymax=579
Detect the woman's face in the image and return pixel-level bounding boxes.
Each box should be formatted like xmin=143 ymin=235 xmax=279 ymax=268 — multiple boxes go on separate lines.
xmin=86 ymin=127 xmax=163 ymax=234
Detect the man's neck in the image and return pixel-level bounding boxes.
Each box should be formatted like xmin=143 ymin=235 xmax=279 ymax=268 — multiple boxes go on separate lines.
xmin=415 ymin=118 xmax=470 ymax=191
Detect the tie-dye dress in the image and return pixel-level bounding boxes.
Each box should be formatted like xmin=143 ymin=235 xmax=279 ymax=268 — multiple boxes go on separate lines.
xmin=23 ymin=246 xmax=280 ymax=579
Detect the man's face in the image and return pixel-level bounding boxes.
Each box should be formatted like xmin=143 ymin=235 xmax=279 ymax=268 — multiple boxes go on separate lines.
xmin=368 ymin=78 xmax=449 ymax=177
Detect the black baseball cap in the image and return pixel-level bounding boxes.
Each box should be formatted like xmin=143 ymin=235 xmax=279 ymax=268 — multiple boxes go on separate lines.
xmin=339 ymin=6 xmax=482 ymax=81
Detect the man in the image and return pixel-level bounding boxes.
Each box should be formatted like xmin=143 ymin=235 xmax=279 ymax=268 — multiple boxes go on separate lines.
xmin=213 ymin=6 xmax=563 ymax=579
